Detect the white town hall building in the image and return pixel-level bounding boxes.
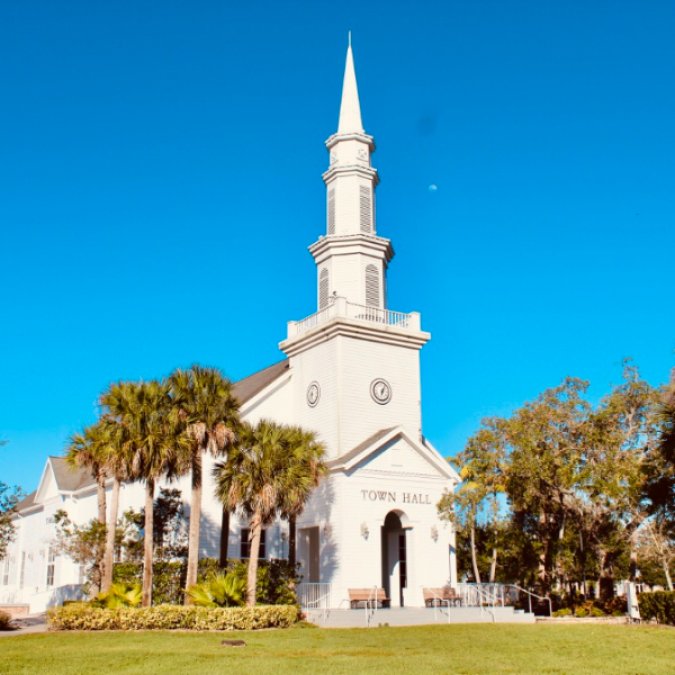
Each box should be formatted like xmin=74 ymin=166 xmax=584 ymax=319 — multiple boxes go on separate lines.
xmin=1 ymin=42 xmax=460 ymax=613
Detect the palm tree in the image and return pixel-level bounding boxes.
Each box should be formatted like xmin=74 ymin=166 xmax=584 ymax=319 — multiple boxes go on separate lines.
xmin=94 ymin=396 xmax=137 ymax=594
xmin=213 ymin=420 xmax=326 ymax=607
xmin=277 ymin=426 xmax=326 ymax=568
xmin=65 ymin=421 xmax=110 ymax=594
xmin=168 ymin=366 xmax=239 ymax=600
xmin=66 ymin=423 xmax=108 ymax=526
xmin=103 ymin=380 xmax=181 ymax=606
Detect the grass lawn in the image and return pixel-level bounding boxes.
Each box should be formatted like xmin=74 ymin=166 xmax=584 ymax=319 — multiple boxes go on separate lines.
xmin=0 ymin=623 xmax=673 ymax=674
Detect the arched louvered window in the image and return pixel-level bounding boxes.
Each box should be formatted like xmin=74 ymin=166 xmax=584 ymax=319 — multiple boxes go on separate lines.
xmin=319 ymin=268 xmax=329 ymax=309
xmin=360 ymin=185 xmax=372 ymax=233
xmin=327 ymin=189 xmax=335 ymax=235
xmin=365 ymin=264 xmax=379 ymax=307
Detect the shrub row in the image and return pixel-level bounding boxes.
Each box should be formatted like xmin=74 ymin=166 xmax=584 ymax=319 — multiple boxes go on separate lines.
xmin=638 ymin=591 xmax=675 ymax=625
xmin=48 ymin=603 xmax=299 ymax=631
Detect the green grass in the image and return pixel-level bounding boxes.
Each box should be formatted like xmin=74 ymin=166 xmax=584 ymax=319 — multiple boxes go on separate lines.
xmin=0 ymin=623 xmax=673 ymax=674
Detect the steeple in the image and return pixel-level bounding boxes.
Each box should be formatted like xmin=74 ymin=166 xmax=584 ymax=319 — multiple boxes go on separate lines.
xmin=337 ymin=36 xmax=364 ymax=135
xmin=305 ymin=38 xmax=393 ymax=314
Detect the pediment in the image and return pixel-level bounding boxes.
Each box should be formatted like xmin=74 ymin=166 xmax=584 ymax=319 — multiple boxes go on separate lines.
xmin=328 ymin=427 xmax=459 ymax=481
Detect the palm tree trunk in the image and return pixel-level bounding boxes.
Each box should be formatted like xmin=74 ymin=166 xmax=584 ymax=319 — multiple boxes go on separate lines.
xmin=142 ymin=478 xmax=155 ymax=607
xmin=469 ymin=523 xmax=481 ymax=584
xmin=288 ymin=515 xmax=297 ymax=568
xmin=219 ymin=508 xmax=230 ymax=567
xmin=96 ymin=469 xmax=107 ymax=524
xmin=185 ymin=454 xmax=202 ymax=601
xmin=102 ymin=477 xmax=121 ymax=593
xmin=246 ymin=514 xmax=263 ymax=607
xmin=94 ymin=468 xmax=107 ymax=594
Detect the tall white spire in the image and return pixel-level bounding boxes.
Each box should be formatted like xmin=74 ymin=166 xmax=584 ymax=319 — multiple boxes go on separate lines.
xmin=337 ymin=37 xmax=364 ymax=134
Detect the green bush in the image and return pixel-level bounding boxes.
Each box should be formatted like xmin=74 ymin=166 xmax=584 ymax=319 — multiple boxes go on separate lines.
xmin=92 ymin=583 xmax=142 ymax=609
xmin=0 ymin=610 xmax=12 ymax=630
xmin=113 ymin=557 xmax=299 ymax=606
xmin=638 ymin=591 xmax=675 ymax=625
xmin=113 ymin=561 xmax=185 ymax=605
xmin=186 ymin=573 xmax=246 ymax=608
xmin=552 ymin=608 xmax=572 ymax=617
xmin=48 ymin=603 xmax=299 ymax=631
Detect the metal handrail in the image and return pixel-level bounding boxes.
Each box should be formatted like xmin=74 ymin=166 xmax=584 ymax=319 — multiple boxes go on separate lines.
xmin=457 ymin=582 xmax=552 ymax=617
xmin=509 ymin=584 xmax=552 ymax=617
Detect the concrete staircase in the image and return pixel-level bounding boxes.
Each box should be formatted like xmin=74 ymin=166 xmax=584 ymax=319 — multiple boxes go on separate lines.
xmin=305 ymin=605 xmax=536 ymax=628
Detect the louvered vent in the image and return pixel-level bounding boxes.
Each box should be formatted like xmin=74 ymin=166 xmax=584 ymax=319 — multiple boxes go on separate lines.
xmin=327 ymin=189 xmax=335 ymax=235
xmin=359 ymin=185 xmax=372 ymax=232
xmin=365 ymin=264 xmax=379 ymax=307
xmin=319 ymin=268 xmax=329 ymax=309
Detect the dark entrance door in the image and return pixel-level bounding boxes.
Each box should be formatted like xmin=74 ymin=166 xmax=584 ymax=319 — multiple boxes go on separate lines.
xmin=381 ymin=511 xmax=407 ymax=607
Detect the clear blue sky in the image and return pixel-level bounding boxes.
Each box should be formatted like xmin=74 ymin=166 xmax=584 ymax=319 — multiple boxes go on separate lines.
xmin=1 ymin=1 xmax=674 ymax=490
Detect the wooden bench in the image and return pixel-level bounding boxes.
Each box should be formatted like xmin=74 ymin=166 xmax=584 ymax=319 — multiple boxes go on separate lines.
xmin=423 ymin=587 xmax=461 ymax=607
xmin=348 ymin=588 xmax=390 ymax=609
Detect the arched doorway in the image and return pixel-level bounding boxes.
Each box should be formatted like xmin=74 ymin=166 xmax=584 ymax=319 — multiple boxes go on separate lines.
xmin=381 ymin=510 xmax=409 ymax=607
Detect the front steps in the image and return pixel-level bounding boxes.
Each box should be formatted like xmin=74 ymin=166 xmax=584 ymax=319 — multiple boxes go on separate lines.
xmin=305 ymin=606 xmax=536 ymax=628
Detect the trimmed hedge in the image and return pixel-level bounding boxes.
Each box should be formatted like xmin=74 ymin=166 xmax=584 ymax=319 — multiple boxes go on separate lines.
xmin=47 ymin=603 xmax=299 ymax=631
xmin=638 ymin=591 xmax=675 ymax=625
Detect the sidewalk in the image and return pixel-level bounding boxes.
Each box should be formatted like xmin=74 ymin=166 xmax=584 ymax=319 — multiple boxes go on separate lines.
xmin=0 ymin=613 xmax=48 ymax=637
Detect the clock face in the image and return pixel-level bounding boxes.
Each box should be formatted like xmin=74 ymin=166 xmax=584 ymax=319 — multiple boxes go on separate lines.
xmin=306 ymin=381 xmax=320 ymax=407
xmin=370 ymin=378 xmax=392 ymax=405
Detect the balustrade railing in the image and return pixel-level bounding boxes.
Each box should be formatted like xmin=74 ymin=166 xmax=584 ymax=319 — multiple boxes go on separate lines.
xmin=287 ymin=297 xmax=420 ymax=339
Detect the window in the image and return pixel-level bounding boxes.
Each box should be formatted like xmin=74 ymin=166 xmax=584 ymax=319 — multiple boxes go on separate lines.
xmin=327 ymin=189 xmax=335 ymax=234
xmin=1 ymin=557 xmax=9 ymax=586
xmin=19 ymin=552 xmax=26 ymax=588
xmin=240 ymin=528 xmax=266 ymax=559
xmin=365 ymin=264 xmax=379 ymax=307
xmin=46 ymin=547 xmax=55 ymax=587
xmin=359 ymin=185 xmax=372 ymax=232
xmin=319 ymin=268 xmax=329 ymax=309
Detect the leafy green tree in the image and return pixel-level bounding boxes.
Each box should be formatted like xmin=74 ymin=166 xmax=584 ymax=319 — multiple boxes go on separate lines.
xmin=505 ymin=378 xmax=590 ymax=593
xmin=122 ymin=488 xmax=188 ymax=561
xmin=53 ymin=509 xmax=107 ymax=594
xmin=645 ymin=375 xmax=675 ymax=532
xmin=573 ymin=363 xmax=660 ymax=598
xmin=168 ymin=365 xmax=240 ymax=601
xmin=439 ymin=418 xmax=507 ymax=583
xmin=0 ymin=482 xmax=22 ymax=561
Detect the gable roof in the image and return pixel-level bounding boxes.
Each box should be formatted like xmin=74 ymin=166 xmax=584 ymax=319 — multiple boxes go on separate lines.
xmin=49 ymin=456 xmax=95 ymax=492
xmin=233 ymin=359 xmax=289 ymax=405
xmin=14 ymin=490 xmax=37 ymax=513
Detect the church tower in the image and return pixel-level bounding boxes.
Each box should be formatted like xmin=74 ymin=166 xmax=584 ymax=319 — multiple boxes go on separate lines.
xmin=279 ymin=40 xmax=430 ymax=459
xmin=311 ymin=39 xmax=393 ymax=310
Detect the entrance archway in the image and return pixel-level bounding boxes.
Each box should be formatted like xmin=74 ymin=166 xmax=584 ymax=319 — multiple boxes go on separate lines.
xmin=381 ymin=510 xmax=409 ymax=607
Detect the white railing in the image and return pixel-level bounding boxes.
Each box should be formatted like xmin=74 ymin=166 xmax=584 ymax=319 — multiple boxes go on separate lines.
xmin=296 ymin=582 xmax=332 ymax=623
xmin=457 ymin=582 xmax=552 ymax=616
xmin=287 ymin=297 xmax=421 ymax=339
